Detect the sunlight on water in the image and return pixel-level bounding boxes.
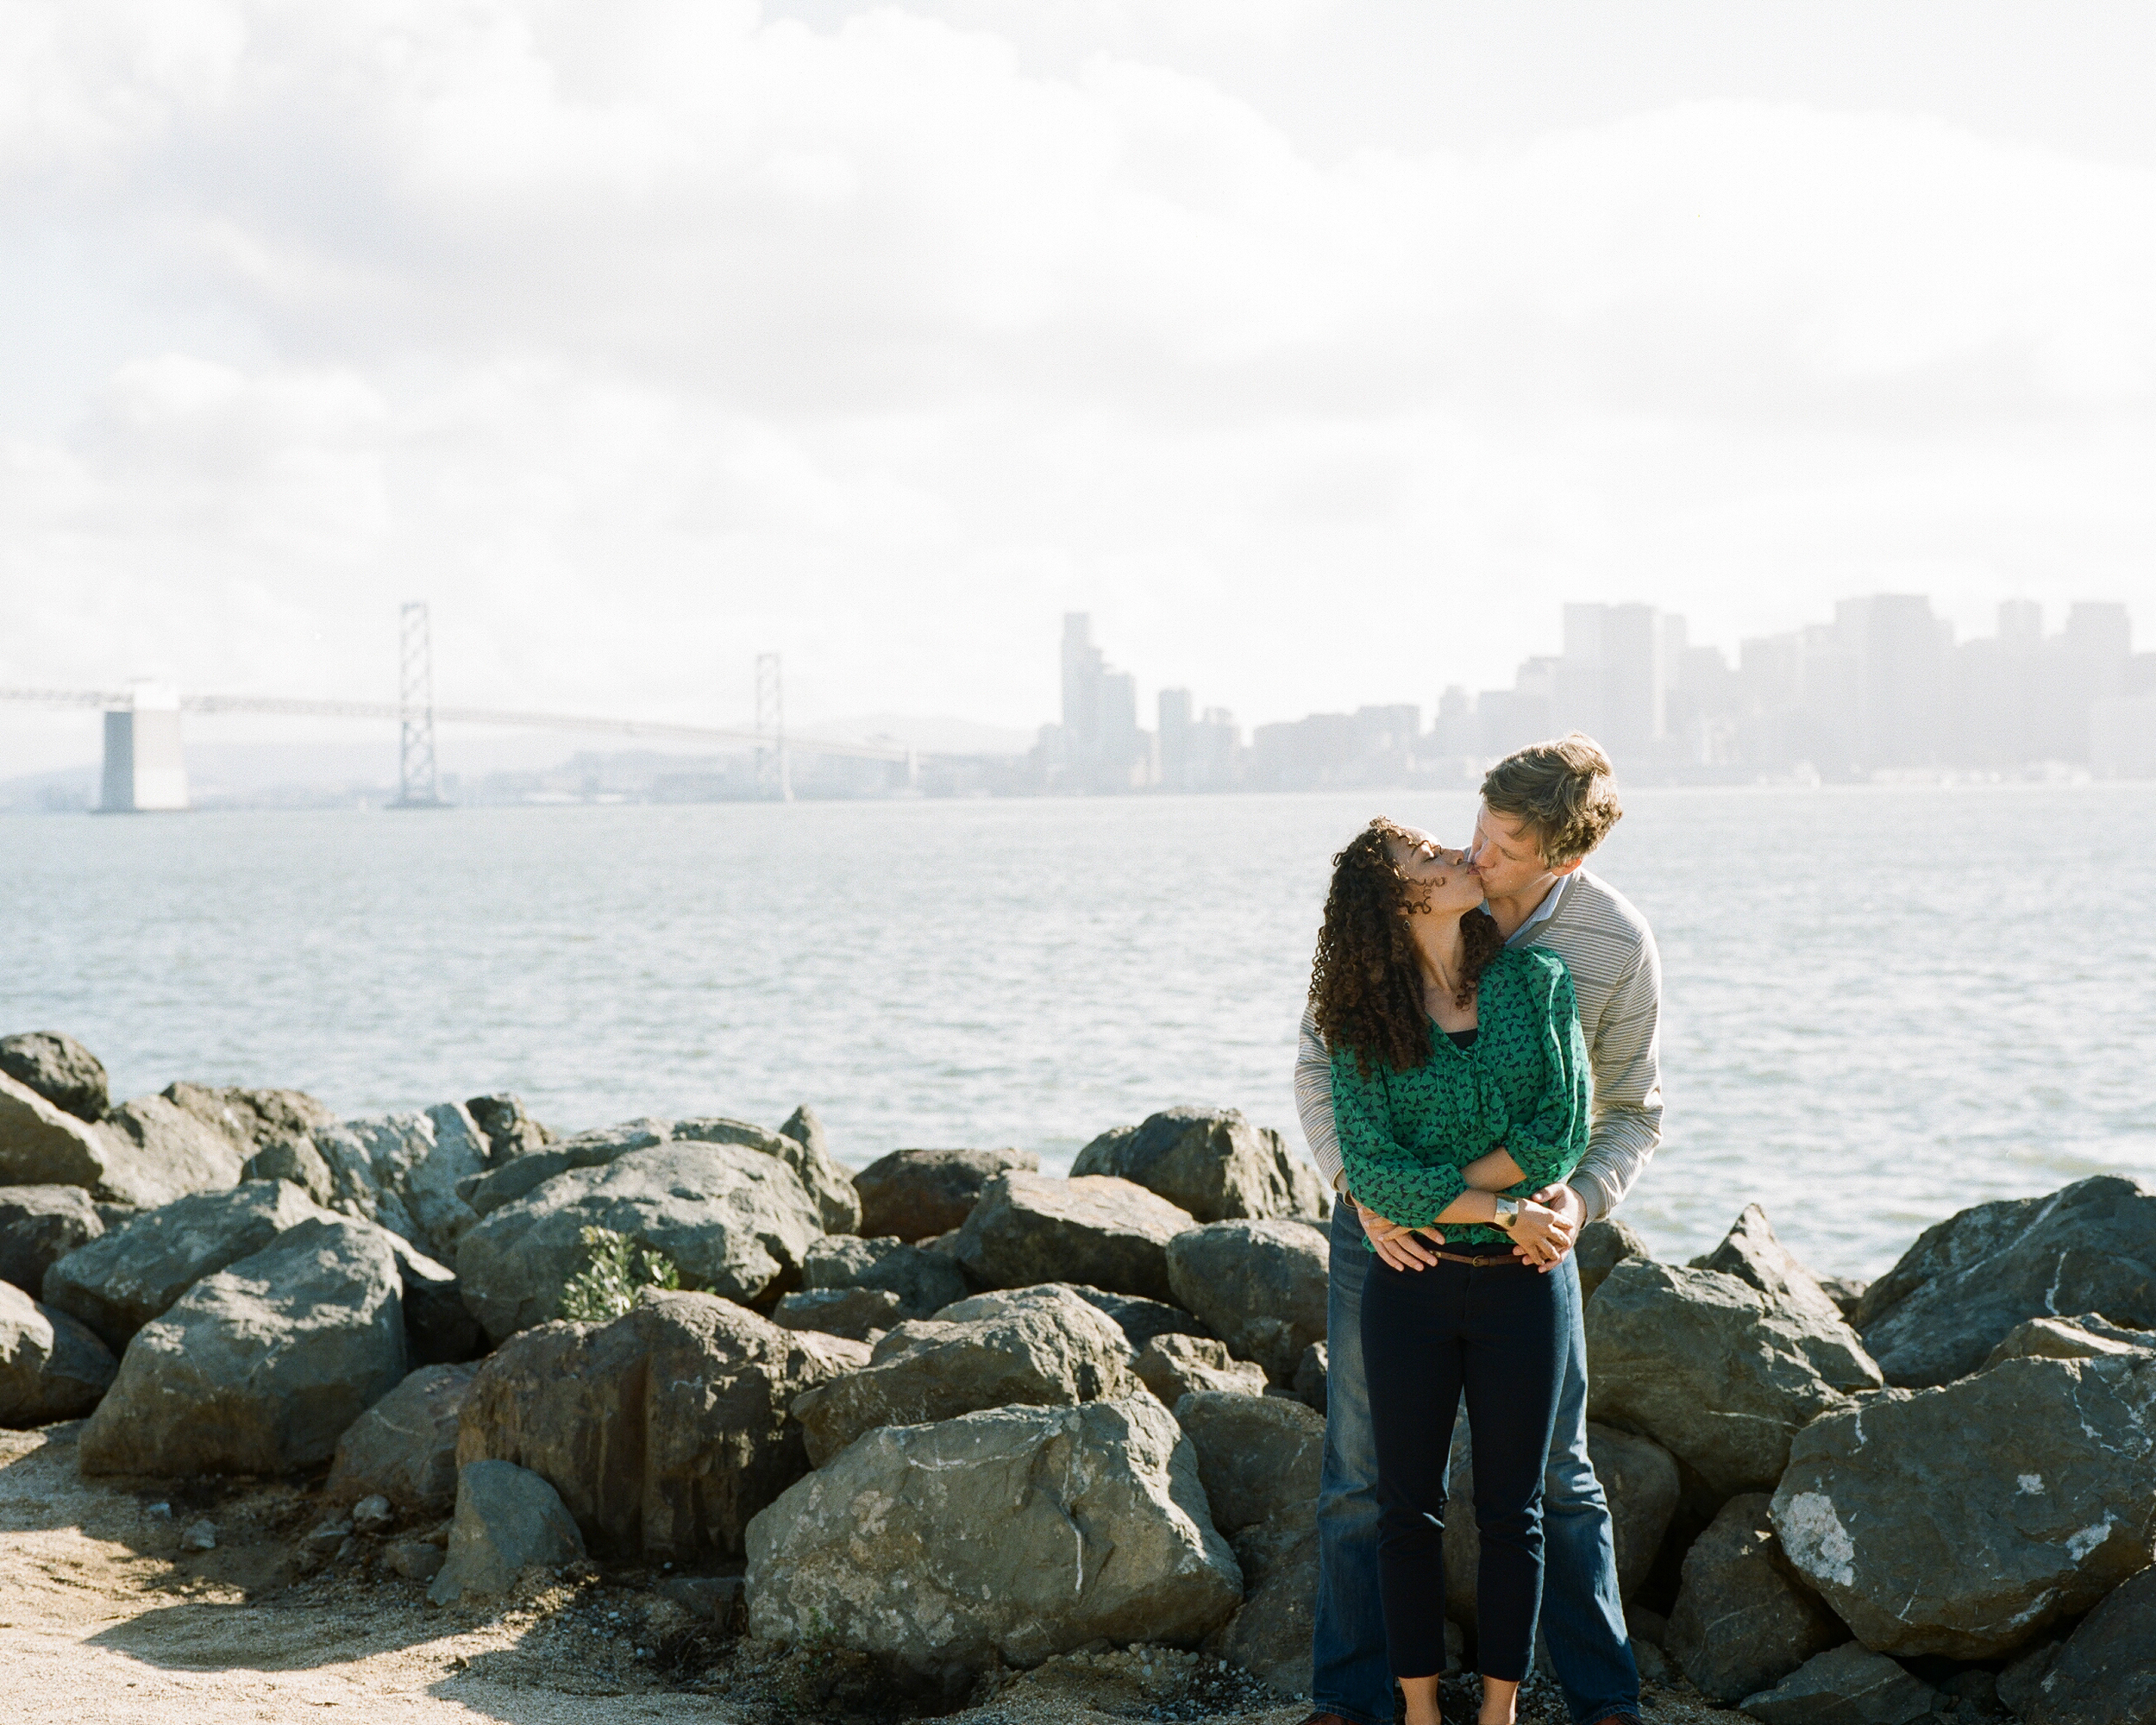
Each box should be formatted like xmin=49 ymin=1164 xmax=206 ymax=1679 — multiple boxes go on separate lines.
xmin=5 ymin=783 xmax=2152 ymax=1280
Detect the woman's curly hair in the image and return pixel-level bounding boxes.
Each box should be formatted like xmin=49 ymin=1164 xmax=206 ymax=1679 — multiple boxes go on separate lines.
xmin=1309 ymin=817 xmax=1506 ymax=1077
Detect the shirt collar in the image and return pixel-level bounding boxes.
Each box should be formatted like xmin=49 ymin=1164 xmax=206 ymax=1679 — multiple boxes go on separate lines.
xmin=1501 ymin=869 xmax=1570 ymax=947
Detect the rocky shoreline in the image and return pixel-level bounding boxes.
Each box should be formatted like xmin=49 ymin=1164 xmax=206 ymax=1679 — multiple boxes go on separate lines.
xmin=2 ymin=1028 xmax=2152 ymax=1724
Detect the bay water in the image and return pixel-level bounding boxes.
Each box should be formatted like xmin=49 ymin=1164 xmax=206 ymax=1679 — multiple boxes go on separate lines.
xmin=5 ymin=784 xmax=2152 ymax=1281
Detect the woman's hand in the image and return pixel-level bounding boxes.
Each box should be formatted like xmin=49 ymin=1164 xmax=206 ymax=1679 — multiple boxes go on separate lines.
xmin=1510 ymin=1182 xmax=1584 ymax=1272
xmin=1356 ymin=1199 xmax=1439 ymax=1271
xmin=1505 ymin=1198 xmax=1575 ymax=1268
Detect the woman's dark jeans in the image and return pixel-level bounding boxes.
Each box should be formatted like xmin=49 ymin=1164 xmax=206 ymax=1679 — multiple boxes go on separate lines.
xmin=1360 ymin=1240 xmax=1566 ymax=1684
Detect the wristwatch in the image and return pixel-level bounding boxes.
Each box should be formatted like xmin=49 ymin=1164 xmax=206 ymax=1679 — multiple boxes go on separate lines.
xmin=1492 ymin=1196 xmax=1521 ymax=1231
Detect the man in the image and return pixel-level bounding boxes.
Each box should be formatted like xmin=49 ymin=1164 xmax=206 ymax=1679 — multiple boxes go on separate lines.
xmin=1295 ymin=733 xmax=1663 ymax=1725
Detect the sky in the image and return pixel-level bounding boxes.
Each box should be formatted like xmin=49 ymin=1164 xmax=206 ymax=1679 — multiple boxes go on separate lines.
xmin=3 ymin=0 xmax=2155 ymax=772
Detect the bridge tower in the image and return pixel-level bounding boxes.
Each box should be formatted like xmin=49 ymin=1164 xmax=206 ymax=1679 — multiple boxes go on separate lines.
xmin=755 ymin=652 xmax=792 ymax=802
xmin=392 ymin=601 xmax=445 ymax=808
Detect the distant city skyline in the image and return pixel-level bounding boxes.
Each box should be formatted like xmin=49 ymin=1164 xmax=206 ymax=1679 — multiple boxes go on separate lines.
xmin=1029 ymin=593 xmax=2156 ymax=795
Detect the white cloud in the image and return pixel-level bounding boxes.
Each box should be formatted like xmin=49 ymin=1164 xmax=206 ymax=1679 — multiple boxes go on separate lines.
xmin=2 ymin=1 xmax=2153 ymax=773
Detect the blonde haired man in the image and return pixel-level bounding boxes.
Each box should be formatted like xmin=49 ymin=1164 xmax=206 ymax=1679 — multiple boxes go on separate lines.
xmin=1296 ymin=734 xmax=1661 ymax=1725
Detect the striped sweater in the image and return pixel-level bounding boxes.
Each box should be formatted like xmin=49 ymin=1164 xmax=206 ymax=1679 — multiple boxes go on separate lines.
xmin=1295 ymin=866 xmax=1664 ymax=1221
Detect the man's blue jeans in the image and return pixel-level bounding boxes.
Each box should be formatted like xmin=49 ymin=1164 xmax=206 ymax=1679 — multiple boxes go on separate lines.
xmin=1311 ymin=1202 xmax=1639 ymax=1725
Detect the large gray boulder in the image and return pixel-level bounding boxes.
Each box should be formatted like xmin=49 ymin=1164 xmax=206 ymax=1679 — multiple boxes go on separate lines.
xmin=93 ymin=1094 xmax=249 ymax=1204
xmin=1 ymin=1072 xmax=234 ymax=1208
xmin=0 ymin=1032 xmax=107 ymax=1122
xmin=455 ymin=1112 xmax=855 ymax=1238
xmin=457 ymin=1118 xmax=672 ymax=1218
xmin=1576 ymin=1215 xmax=1647 ymax=1304
xmin=0 ymin=1073 xmax=114 ymax=1190
xmin=79 ymin=1216 xmax=406 ymax=1476
xmin=1738 ymin=1640 xmax=1938 ymax=1724
xmin=1173 ymin=1389 xmax=1324 ymax=1535
xmin=1588 ymin=1422 xmax=1683 ymax=1601
xmin=1293 ymin=1340 xmax=1328 ymax=1414
xmin=851 ymin=1146 xmax=1040 ymax=1241
xmin=457 ymin=1289 xmax=866 ymax=1561
xmin=1068 ymin=1285 xmax=1213 ymax=1352
xmin=1852 ymin=1175 xmax=2156 ymax=1388
xmin=1586 ymin=1258 xmax=1881 ymax=1501
xmin=1695 ymin=1204 xmax=1854 ymax=1338
xmin=160 ymin=1082 xmax=337 ymax=1156
xmin=772 ymin=1107 xmax=863 ymax=1234
xmin=0 ymin=1184 xmax=103 ymax=1293
xmin=427 ymin=1460 xmax=586 ymax=1608
xmin=1205 ymin=1500 xmax=1318 ymax=1698
xmin=327 ymin=1361 xmax=477 ymax=1514
xmin=676 ymin=1114 xmax=860 ymax=1237
xmin=454 ymin=1142 xmax=825 ymax=1342
xmin=0 ymin=1279 xmax=116 ymax=1426
xmin=465 ymin=1094 xmax=554 ymax=1164
xmin=239 ymin=1133 xmax=337 ymax=1205
xmin=378 ymin=1232 xmax=485 ymax=1364
xmin=1164 ymin=1219 xmax=1328 ymax=1383
xmin=1134 ymin=1333 xmax=1267 ymax=1404
xmin=956 ymin=1173 xmax=1194 ymax=1305
xmin=1999 ymin=1641 xmax=2068 ymax=1719
xmin=1816 ymin=1276 xmax=1867 ymax=1317
xmin=745 ymin=1396 xmax=1243 ymax=1674
xmin=2014 ymin=1561 xmax=2156 ymax=1725
xmin=1983 ymin=1311 xmax=2154 ymax=1371
xmin=791 ymin=1283 xmax=1141 ymax=1467
xmin=772 ymin=1286 xmax=904 ymax=1340
xmin=1771 ymin=1352 xmax=2156 ymax=1658
xmin=1666 ymin=1493 xmax=1847 ymax=1703
xmin=1071 ymin=1108 xmax=1327 ymax=1224
xmin=306 ymin=1105 xmax=492 ymax=1264
xmin=41 ymin=1179 xmax=328 ymax=1349
xmin=799 ymin=1233 xmax=968 ymax=1319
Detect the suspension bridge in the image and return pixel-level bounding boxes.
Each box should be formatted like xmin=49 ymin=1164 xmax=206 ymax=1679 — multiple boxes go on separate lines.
xmin=0 ymin=603 xmax=917 ymax=811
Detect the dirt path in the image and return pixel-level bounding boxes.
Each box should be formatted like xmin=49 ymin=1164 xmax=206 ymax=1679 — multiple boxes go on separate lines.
xmin=0 ymin=1424 xmax=1727 ymax=1725
xmin=0 ymin=1425 xmax=745 ymax=1724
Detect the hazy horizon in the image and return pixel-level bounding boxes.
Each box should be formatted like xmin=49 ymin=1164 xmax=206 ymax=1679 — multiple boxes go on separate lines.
xmin=6 ymin=2 xmax=2155 ymax=774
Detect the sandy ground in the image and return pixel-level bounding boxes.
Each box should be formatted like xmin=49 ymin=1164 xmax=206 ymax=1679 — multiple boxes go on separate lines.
xmin=0 ymin=1423 xmax=740 ymax=1723
xmin=0 ymin=1423 xmax=1732 ymax=1725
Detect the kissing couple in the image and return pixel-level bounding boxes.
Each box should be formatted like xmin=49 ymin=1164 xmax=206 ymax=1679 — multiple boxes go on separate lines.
xmin=1295 ymin=735 xmax=1663 ymax=1725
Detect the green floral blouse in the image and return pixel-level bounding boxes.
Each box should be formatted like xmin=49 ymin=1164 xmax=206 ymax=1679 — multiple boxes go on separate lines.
xmin=1330 ymin=944 xmax=1590 ymax=1245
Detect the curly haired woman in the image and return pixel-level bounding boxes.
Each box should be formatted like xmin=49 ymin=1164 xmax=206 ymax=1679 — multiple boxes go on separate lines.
xmin=1311 ymin=817 xmax=1589 ymax=1725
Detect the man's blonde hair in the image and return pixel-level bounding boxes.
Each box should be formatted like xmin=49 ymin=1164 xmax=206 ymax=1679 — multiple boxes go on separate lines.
xmin=1481 ymin=733 xmax=1623 ymax=868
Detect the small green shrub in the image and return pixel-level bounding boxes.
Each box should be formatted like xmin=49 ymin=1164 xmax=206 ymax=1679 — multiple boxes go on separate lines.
xmin=558 ymin=1225 xmax=681 ymax=1322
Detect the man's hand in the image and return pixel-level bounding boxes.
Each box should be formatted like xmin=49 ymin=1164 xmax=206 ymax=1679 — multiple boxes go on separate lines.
xmin=1357 ymin=1199 xmax=1438 ymax=1271
xmin=1513 ymin=1182 xmax=1583 ymax=1271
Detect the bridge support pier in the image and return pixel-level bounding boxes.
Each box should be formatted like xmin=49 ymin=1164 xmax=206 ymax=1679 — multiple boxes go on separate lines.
xmin=99 ymin=684 xmax=188 ymax=812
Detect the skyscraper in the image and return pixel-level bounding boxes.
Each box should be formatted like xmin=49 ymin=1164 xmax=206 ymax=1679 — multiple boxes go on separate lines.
xmin=1599 ymin=602 xmax=1665 ymax=762
xmin=1053 ymin=613 xmax=1150 ymax=789
xmin=1100 ymin=668 xmax=1141 ymax=781
xmin=1062 ymin=613 xmax=1105 ymax=749
xmin=1158 ymin=687 xmax=1194 ymax=787
xmin=1828 ymin=595 xmax=1949 ymax=769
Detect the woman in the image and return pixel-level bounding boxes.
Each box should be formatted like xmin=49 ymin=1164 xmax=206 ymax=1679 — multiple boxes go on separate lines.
xmin=1310 ymin=817 xmax=1589 ymax=1725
